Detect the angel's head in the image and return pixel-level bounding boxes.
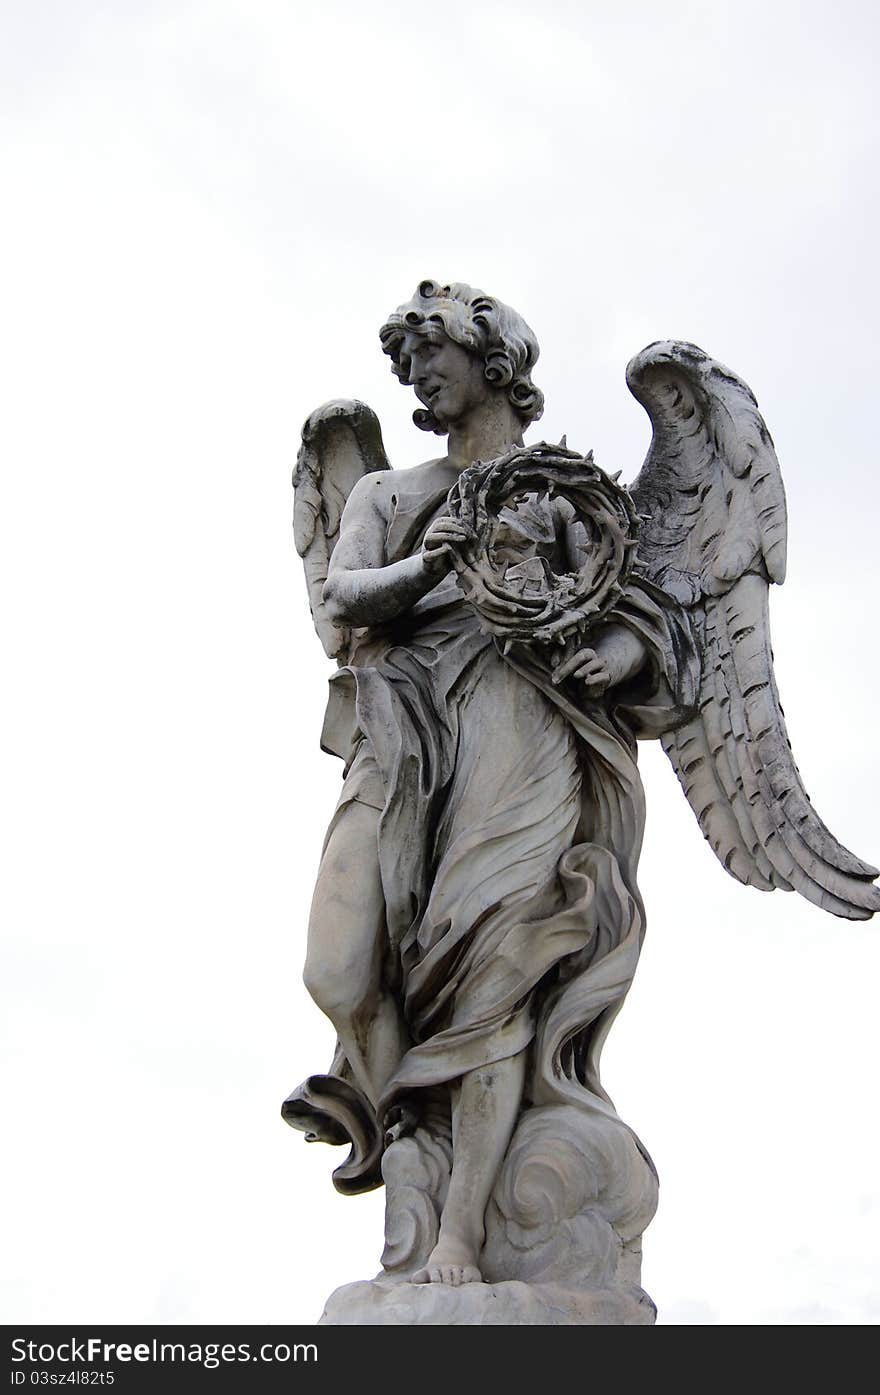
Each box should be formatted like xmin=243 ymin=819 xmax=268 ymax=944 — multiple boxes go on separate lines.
xmin=379 ymin=280 xmax=544 ymax=435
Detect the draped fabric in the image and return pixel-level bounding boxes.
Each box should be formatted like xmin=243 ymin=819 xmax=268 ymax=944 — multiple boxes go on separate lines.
xmin=288 ymin=475 xmax=700 ymax=1186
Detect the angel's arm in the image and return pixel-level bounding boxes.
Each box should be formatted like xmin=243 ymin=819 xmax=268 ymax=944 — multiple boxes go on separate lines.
xmin=323 ymin=474 xmax=454 ymax=626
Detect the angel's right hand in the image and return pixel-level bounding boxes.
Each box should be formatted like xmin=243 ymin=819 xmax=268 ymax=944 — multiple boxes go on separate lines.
xmin=421 ymin=516 xmax=476 ymax=577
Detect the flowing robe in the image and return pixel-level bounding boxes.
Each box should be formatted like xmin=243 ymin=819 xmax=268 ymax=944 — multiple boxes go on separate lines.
xmin=287 ymin=473 xmax=700 ymax=1188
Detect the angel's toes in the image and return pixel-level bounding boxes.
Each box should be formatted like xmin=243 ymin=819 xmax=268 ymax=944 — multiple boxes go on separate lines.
xmin=410 ymin=1263 xmax=482 ymax=1286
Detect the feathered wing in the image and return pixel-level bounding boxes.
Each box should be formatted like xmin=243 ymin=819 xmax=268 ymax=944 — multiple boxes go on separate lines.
xmin=627 ymin=341 xmax=879 ymax=920
xmin=293 ymin=399 xmax=390 ymax=659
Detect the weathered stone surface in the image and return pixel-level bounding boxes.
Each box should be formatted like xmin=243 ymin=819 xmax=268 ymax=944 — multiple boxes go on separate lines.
xmin=282 ymin=280 xmax=879 ymax=1324
xmin=320 ymin=1277 xmax=655 ymax=1326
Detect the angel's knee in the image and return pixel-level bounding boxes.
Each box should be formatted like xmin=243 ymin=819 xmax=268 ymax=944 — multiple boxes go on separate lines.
xmin=303 ymin=795 xmax=386 ymax=1019
xmin=303 ymin=900 xmax=383 ymax=1021
xmin=303 ymin=944 xmax=378 ymax=1021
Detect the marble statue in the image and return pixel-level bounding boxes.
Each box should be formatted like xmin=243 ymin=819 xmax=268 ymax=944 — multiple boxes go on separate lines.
xmin=282 ymin=280 xmax=879 ymax=1325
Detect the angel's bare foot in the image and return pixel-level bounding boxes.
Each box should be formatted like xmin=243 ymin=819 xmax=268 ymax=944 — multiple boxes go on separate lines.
xmin=411 ymin=1235 xmax=483 ymax=1287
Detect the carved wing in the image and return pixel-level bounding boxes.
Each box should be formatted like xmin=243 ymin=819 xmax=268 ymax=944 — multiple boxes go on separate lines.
xmin=293 ymin=399 xmax=390 ymax=659
xmin=627 ymin=341 xmax=879 ymax=919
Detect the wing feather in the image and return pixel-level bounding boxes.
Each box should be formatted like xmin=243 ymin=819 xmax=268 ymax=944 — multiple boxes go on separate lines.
xmin=720 ymin=581 xmax=877 ymax=916
xmin=293 ymin=400 xmax=390 ymax=659
xmin=702 ymin=601 xmax=784 ymax=888
xmin=661 ymin=718 xmax=773 ymax=889
xmin=628 ymin=342 xmax=878 ymax=920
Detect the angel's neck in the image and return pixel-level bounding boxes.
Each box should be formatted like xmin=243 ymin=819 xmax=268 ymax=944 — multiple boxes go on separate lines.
xmin=445 ymin=398 xmax=524 ymax=471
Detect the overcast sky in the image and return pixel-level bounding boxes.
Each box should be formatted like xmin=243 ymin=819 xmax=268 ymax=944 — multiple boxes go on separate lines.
xmin=2 ymin=0 xmax=878 ymax=1326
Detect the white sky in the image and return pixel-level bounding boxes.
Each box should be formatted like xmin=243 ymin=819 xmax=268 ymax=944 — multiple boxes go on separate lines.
xmin=2 ymin=0 xmax=878 ymax=1326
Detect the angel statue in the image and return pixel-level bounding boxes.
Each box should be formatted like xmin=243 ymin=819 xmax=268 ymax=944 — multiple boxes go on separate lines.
xmin=283 ymin=279 xmax=879 ymax=1326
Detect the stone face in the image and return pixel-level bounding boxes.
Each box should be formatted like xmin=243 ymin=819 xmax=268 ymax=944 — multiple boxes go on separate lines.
xmin=283 ymin=280 xmax=880 ymax=1324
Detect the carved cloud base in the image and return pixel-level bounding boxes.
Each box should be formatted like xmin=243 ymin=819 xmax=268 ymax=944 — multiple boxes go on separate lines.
xmin=320 ymin=1275 xmax=655 ymax=1326
xmin=316 ymin=1101 xmax=659 ymax=1326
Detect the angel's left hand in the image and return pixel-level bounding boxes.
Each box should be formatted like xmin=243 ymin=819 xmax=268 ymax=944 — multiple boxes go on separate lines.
xmin=551 ymin=646 xmax=612 ymax=695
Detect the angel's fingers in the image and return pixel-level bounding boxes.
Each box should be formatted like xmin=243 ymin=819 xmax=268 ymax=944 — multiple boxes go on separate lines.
xmin=423 ymin=542 xmax=455 ymax=571
xmin=428 ymin=518 xmax=475 ymax=538
xmin=423 ymin=531 xmax=462 ymax=555
xmin=552 ymin=648 xmax=598 ymax=684
xmin=574 ymin=663 xmax=608 ymax=681
xmin=573 ymin=655 xmax=608 ymax=675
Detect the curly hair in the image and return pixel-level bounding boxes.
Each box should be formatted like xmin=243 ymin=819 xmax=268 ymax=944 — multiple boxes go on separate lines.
xmin=379 ymin=279 xmax=544 ymax=435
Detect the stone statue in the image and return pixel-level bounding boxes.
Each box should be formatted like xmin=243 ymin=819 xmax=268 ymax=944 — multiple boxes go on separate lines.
xmin=282 ymin=280 xmax=879 ymax=1325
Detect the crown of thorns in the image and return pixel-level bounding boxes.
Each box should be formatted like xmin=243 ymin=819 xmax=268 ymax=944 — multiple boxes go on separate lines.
xmin=446 ymin=442 xmax=639 ymax=647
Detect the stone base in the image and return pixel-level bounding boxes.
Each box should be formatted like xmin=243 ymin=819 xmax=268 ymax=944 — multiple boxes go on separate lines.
xmin=320 ymin=1276 xmax=656 ymax=1326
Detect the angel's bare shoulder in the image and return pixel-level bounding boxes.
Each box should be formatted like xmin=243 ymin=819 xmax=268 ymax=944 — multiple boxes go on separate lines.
xmin=344 ymin=455 xmax=454 ymax=524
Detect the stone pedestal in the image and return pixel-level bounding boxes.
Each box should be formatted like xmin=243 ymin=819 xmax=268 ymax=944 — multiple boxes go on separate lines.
xmin=321 ymin=1275 xmax=655 ymax=1325
xmin=316 ymin=1102 xmax=658 ymax=1326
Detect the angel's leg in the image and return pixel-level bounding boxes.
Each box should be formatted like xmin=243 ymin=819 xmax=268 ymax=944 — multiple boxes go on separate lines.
xmin=303 ymin=798 xmax=408 ymax=1110
xmin=413 ymin=1049 xmax=526 ymax=1286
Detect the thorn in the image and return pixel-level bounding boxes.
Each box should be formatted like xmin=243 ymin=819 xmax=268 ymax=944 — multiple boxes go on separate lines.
xmin=558 ymin=435 xmax=567 ymax=449
xmin=610 ymin=470 xmax=622 ymax=482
